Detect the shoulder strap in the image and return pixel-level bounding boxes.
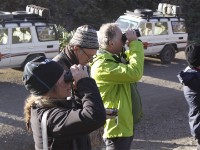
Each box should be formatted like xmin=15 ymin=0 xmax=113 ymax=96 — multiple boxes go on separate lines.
xmin=41 ymin=110 xmax=50 ymax=150
xmin=40 ymin=107 xmax=78 ymax=150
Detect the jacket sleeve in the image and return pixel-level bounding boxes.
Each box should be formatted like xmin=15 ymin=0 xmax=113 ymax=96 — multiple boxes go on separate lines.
xmin=91 ymin=41 xmax=144 ymax=84
xmin=47 ymin=78 xmax=106 ymax=138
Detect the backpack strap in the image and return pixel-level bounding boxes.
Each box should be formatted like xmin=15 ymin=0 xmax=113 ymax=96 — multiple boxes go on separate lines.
xmin=41 ymin=110 xmax=50 ymax=150
xmin=41 ymin=106 xmax=79 ymax=150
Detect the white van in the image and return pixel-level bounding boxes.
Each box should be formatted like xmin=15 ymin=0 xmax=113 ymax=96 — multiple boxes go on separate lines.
xmin=116 ymin=3 xmax=188 ymax=63
xmin=0 ymin=5 xmax=59 ymax=69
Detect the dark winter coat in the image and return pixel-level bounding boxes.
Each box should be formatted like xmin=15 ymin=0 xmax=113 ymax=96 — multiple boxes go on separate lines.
xmin=177 ymin=66 xmax=200 ymax=139
xmin=31 ymin=78 xmax=106 ymax=150
xmin=53 ymin=45 xmax=79 ymax=70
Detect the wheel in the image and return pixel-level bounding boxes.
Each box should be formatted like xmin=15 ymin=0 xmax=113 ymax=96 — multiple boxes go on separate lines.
xmin=0 ymin=11 xmax=11 ymax=15
xmin=0 ymin=11 xmax=13 ymax=19
xmin=160 ymin=45 xmax=176 ymax=64
xmin=134 ymin=9 xmax=153 ymax=16
xmin=12 ymin=11 xmax=37 ymax=18
xmin=12 ymin=11 xmax=28 ymax=14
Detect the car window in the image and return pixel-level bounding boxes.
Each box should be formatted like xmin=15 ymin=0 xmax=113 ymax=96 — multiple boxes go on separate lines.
xmin=154 ymin=22 xmax=168 ymax=35
xmin=0 ymin=28 xmax=8 ymax=45
xmin=171 ymin=21 xmax=186 ymax=34
xmin=116 ymin=18 xmax=138 ymax=31
xmin=36 ymin=25 xmax=57 ymax=41
xmin=12 ymin=27 xmax=32 ymax=44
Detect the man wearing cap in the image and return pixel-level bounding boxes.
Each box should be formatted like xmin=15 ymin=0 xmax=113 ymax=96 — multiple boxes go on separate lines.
xmin=53 ymin=25 xmax=99 ymax=69
xmin=53 ymin=25 xmax=104 ymax=149
xmin=23 ymin=56 xmax=106 ymax=150
xmin=177 ymin=43 xmax=200 ymax=150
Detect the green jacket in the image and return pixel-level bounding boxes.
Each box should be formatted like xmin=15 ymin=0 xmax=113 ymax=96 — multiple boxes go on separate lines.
xmin=90 ymin=41 xmax=144 ymax=138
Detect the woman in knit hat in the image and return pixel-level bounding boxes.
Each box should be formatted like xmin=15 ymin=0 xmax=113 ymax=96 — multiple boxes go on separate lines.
xmin=23 ymin=56 xmax=106 ymax=150
xmin=177 ymin=43 xmax=200 ymax=150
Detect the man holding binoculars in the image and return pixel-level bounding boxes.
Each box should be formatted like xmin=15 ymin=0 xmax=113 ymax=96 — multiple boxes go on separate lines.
xmin=53 ymin=25 xmax=106 ymax=150
xmin=90 ymin=23 xmax=144 ymax=150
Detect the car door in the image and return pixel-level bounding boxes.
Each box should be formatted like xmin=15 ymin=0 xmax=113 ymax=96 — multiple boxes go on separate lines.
xmin=10 ymin=25 xmax=34 ymax=67
xmin=170 ymin=20 xmax=188 ymax=49
xmin=138 ymin=22 xmax=153 ymax=55
xmin=0 ymin=27 xmax=10 ymax=68
xmin=34 ymin=24 xmax=59 ymax=59
xmin=151 ymin=21 xmax=170 ymax=54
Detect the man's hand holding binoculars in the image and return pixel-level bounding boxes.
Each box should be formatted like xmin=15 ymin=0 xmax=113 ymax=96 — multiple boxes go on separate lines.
xmin=122 ymin=28 xmax=141 ymax=45
xmin=70 ymin=64 xmax=89 ymax=84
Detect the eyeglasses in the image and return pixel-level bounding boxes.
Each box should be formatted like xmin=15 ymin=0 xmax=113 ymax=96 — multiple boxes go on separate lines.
xmin=80 ymin=48 xmax=96 ymax=62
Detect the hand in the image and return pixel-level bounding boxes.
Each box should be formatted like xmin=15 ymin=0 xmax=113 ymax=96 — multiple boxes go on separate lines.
xmin=70 ymin=64 xmax=89 ymax=84
xmin=125 ymin=28 xmax=138 ymax=44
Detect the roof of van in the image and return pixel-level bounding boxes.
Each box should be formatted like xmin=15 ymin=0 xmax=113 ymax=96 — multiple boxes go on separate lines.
xmin=118 ymin=14 xmax=185 ymax=23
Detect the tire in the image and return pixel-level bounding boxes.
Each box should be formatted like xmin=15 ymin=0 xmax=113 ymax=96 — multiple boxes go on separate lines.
xmin=0 ymin=11 xmax=11 ymax=15
xmin=12 ymin=11 xmax=28 ymax=14
xmin=0 ymin=11 xmax=13 ymax=19
xmin=134 ymin=9 xmax=153 ymax=16
xmin=160 ymin=45 xmax=176 ymax=64
xmin=12 ymin=11 xmax=37 ymax=18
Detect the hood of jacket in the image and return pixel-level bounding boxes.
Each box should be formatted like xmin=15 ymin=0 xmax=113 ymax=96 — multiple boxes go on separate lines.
xmin=177 ymin=66 xmax=200 ymax=91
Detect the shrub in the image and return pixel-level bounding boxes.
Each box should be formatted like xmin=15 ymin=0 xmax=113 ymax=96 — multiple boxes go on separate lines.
xmin=55 ymin=25 xmax=75 ymax=52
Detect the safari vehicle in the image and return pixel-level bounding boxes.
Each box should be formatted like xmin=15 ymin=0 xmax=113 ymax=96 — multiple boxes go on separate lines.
xmin=0 ymin=5 xmax=59 ymax=69
xmin=116 ymin=3 xmax=188 ymax=63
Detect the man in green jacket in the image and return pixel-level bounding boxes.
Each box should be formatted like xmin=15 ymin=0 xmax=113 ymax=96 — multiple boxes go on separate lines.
xmin=90 ymin=23 xmax=144 ymax=150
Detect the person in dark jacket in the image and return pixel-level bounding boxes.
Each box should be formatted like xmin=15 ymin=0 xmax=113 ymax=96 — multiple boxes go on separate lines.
xmin=53 ymin=25 xmax=99 ymax=69
xmin=23 ymin=56 xmax=106 ymax=150
xmin=53 ymin=25 xmax=105 ymax=150
xmin=177 ymin=43 xmax=200 ymax=150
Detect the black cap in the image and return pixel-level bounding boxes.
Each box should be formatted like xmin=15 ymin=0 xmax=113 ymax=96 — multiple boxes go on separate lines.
xmin=22 ymin=56 xmax=64 ymax=95
xmin=185 ymin=43 xmax=200 ymax=68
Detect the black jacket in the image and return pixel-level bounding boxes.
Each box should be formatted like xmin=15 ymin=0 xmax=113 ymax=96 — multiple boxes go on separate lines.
xmin=53 ymin=45 xmax=79 ymax=70
xmin=31 ymin=78 xmax=106 ymax=150
xmin=177 ymin=66 xmax=200 ymax=139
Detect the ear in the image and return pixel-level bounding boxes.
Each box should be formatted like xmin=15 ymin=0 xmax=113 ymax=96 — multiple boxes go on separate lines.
xmin=73 ymin=46 xmax=80 ymax=52
xmin=71 ymin=46 xmax=80 ymax=57
xmin=108 ymin=40 xmax=114 ymax=47
xmin=72 ymin=46 xmax=81 ymax=54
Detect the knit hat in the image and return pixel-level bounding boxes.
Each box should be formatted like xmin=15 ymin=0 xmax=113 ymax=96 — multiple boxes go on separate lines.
xmin=22 ymin=56 xmax=64 ymax=96
xmin=185 ymin=43 xmax=200 ymax=68
xmin=69 ymin=25 xmax=99 ymax=49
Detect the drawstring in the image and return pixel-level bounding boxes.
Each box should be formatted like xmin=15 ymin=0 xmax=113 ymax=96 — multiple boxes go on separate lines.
xmin=70 ymin=83 xmax=76 ymax=108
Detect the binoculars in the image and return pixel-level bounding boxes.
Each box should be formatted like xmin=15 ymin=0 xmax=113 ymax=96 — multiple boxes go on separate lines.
xmin=64 ymin=66 xmax=90 ymax=83
xmin=64 ymin=70 xmax=73 ymax=83
xmin=122 ymin=29 xmax=141 ymax=45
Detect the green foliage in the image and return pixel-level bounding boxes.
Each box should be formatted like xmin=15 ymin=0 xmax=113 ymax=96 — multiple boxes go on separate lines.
xmin=55 ymin=25 xmax=75 ymax=51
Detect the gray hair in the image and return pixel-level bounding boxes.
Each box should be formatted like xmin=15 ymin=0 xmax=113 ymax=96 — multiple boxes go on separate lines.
xmin=98 ymin=23 xmax=119 ymax=49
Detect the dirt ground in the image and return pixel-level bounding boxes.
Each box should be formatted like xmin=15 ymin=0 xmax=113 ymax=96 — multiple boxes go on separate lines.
xmin=0 ymin=51 xmax=198 ymax=150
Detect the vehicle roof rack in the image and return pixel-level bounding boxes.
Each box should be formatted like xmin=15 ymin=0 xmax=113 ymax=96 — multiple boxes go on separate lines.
xmin=125 ymin=3 xmax=182 ymax=21
xmin=0 ymin=5 xmax=50 ymax=26
xmin=0 ymin=13 xmax=49 ymax=27
xmin=26 ymin=5 xmax=50 ymax=18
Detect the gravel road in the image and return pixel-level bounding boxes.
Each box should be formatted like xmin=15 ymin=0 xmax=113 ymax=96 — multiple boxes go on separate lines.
xmin=0 ymin=51 xmax=197 ymax=150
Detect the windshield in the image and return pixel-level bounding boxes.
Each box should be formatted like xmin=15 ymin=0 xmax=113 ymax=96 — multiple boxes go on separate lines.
xmin=116 ymin=18 xmax=138 ymax=32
